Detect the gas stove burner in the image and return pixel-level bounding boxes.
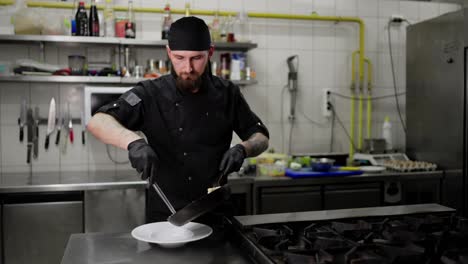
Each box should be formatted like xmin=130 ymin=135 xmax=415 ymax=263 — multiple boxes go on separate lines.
xmin=440 ymin=248 xmax=468 ymax=264
xmin=252 ymin=225 xmax=294 ymax=252
xmin=284 ymin=249 xmax=334 ymax=264
xmin=233 ymin=206 xmax=463 ymax=264
xmin=403 ymin=215 xmax=445 ymax=233
xmin=344 ymin=244 xmax=425 ymax=264
xmin=331 ymin=220 xmax=375 ymax=242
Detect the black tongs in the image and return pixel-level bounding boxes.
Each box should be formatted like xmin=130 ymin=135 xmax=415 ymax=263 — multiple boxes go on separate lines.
xmin=146 ymin=166 xmax=231 ymax=227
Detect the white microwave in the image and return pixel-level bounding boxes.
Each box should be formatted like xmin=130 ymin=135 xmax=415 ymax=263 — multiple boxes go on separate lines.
xmin=83 ymin=86 xmax=133 ymax=125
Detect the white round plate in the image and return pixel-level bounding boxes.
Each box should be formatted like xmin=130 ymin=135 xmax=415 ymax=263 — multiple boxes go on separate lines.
xmin=360 ymin=166 xmax=386 ymax=173
xmin=131 ymin=221 xmax=213 ymax=248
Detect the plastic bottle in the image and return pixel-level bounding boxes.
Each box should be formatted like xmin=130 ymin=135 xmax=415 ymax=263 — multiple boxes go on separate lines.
xmin=161 ymin=3 xmax=172 ymax=40
xmin=89 ymin=0 xmax=100 ymax=36
xmin=75 ymin=1 xmax=89 ymax=36
xmin=125 ymin=0 xmax=136 ymax=38
xmin=382 ymin=116 xmax=393 ymax=150
xmin=104 ymin=0 xmax=115 ymax=37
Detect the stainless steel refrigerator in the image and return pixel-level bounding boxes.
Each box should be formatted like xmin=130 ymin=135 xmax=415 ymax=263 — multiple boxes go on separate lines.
xmin=406 ymin=9 xmax=467 ymax=215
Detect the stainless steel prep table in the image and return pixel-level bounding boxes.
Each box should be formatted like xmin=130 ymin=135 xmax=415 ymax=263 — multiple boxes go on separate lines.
xmin=61 ymin=231 xmax=252 ymax=264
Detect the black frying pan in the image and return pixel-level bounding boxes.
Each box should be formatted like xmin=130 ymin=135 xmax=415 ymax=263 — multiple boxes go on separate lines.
xmin=147 ymin=166 xmax=231 ymax=226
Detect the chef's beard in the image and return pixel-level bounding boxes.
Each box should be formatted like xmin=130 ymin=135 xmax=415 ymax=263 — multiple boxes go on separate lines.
xmin=172 ymin=64 xmax=209 ymax=93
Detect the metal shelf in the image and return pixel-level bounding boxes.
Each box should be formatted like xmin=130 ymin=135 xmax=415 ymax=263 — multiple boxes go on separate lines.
xmin=0 ymin=35 xmax=258 ymax=50
xmin=0 ymin=75 xmax=258 ymax=86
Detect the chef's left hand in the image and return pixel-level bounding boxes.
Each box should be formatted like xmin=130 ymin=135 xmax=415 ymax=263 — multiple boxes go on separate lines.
xmin=219 ymin=144 xmax=246 ymax=177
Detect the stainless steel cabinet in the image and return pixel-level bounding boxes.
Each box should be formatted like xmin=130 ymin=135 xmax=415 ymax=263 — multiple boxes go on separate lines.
xmin=402 ymin=179 xmax=441 ymax=204
xmin=84 ymin=188 xmax=145 ymax=232
xmin=323 ymin=183 xmax=381 ymax=210
xmin=3 ymin=200 xmax=83 ymax=264
xmin=258 ymin=186 xmax=322 ymax=214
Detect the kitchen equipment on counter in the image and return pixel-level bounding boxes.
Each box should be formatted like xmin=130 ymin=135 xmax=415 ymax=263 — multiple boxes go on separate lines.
xmin=45 ymin=97 xmax=56 ymax=150
xmin=363 ymin=138 xmax=386 ymax=153
xmin=285 ymin=167 xmax=363 ymax=178
xmin=353 ymin=152 xmax=409 ymax=166
xmin=310 ymin=157 xmax=335 ymax=172
xmin=359 ymin=165 xmax=386 ymax=173
xmin=131 ymin=221 xmax=212 ymax=248
xmin=231 ymin=204 xmax=461 ymax=264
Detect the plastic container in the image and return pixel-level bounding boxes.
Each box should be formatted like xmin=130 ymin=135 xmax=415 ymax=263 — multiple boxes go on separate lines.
xmin=104 ymin=0 xmax=115 ymax=37
xmin=382 ymin=116 xmax=393 ymax=150
xmin=68 ymin=55 xmax=86 ymax=75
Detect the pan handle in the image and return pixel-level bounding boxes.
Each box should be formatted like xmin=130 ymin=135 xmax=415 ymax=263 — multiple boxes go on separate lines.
xmin=146 ymin=165 xmax=177 ymax=215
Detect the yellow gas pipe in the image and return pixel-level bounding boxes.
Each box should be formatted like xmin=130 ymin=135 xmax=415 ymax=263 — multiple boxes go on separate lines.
xmin=350 ymin=50 xmax=359 ymax=159
xmin=0 ymin=0 xmax=14 ymax=5
xmin=364 ymin=58 xmax=373 ymax=140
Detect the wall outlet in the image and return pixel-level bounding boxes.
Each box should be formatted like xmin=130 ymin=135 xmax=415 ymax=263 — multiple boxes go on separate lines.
xmin=322 ymin=89 xmax=332 ymax=117
xmin=390 ymin=14 xmax=405 ymax=23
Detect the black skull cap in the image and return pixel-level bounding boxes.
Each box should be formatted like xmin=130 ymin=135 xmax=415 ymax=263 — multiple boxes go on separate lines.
xmin=168 ymin=16 xmax=211 ymax=51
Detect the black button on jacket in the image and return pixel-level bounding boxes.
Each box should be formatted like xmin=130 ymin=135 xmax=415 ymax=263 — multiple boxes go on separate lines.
xmin=98 ymin=72 xmax=269 ymax=222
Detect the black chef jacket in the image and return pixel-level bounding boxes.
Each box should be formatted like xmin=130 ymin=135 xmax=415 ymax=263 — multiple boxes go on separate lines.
xmin=97 ymin=72 xmax=269 ymax=223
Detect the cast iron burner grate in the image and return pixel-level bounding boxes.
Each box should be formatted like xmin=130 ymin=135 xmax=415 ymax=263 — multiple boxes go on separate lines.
xmin=238 ymin=214 xmax=468 ymax=264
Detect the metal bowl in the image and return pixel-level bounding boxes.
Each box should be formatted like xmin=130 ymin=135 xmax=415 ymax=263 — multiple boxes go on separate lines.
xmin=310 ymin=158 xmax=335 ymax=172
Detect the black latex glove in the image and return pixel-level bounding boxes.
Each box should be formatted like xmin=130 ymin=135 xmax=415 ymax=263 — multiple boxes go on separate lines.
xmin=127 ymin=139 xmax=159 ymax=181
xmin=219 ymin=144 xmax=246 ymax=178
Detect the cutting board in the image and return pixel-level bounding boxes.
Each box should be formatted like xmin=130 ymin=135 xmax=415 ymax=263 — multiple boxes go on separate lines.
xmin=285 ymin=167 xmax=363 ymax=178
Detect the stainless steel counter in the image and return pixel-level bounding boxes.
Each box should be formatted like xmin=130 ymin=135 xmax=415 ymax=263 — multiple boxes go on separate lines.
xmin=234 ymin=203 xmax=456 ymax=226
xmin=61 ymin=231 xmax=252 ymax=264
xmin=0 ymin=170 xmax=443 ymax=193
xmin=0 ymin=170 xmax=253 ymax=193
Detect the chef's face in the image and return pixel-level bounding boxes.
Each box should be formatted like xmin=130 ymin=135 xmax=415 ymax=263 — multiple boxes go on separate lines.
xmin=167 ymin=45 xmax=214 ymax=93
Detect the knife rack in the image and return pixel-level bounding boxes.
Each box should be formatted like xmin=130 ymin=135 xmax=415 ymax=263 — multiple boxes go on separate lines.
xmin=36 ymin=118 xmax=83 ymax=126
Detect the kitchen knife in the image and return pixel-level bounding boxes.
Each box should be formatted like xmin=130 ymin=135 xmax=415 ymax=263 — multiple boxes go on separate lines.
xmin=33 ymin=106 xmax=39 ymax=159
xmin=45 ymin=97 xmax=56 ymax=150
xmin=66 ymin=102 xmax=74 ymax=144
xmin=18 ymin=99 xmax=27 ymax=142
xmin=55 ymin=116 xmax=62 ymax=146
xmin=80 ymin=110 xmax=85 ymax=145
xmin=26 ymin=108 xmax=33 ymax=164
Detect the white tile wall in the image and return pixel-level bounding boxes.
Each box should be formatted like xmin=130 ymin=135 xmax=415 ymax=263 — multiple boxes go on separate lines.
xmin=0 ymin=0 xmax=462 ymax=173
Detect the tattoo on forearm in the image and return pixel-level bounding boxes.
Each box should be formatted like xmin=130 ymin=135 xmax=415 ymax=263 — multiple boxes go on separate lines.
xmin=245 ymin=133 xmax=269 ymax=157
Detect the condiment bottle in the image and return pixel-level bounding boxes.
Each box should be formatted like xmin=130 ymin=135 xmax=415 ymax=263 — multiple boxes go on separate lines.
xmin=89 ymin=0 xmax=100 ymax=36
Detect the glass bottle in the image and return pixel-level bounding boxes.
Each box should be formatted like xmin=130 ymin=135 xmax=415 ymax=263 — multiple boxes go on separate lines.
xmin=161 ymin=3 xmax=172 ymax=40
xmin=75 ymin=1 xmax=89 ymax=36
xmin=89 ymin=0 xmax=100 ymax=37
xmin=104 ymin=0 xmax=115 ymax=37
xmin=125 ymin=0 xmax=136 ymax=38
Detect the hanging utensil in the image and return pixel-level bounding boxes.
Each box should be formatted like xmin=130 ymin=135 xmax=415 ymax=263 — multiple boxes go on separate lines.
xmin=45 ymin=97 xmax=56 ymax=150
xmin=33 ymin=106 xmax=40 ymax=159
xmin=68 ymin=102 xmax=74 ymax=144
xmin=18 ymin=98 xmax=27 ymax=142
xmin=26 ymin=108 xmax=33 ymax=164
xmin=80 ymin=110 xmax=85 ymax=145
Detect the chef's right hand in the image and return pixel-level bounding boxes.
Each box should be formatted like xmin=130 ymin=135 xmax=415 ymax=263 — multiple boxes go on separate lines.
xmin=127 ymin=139 xmax=159 ymax=181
